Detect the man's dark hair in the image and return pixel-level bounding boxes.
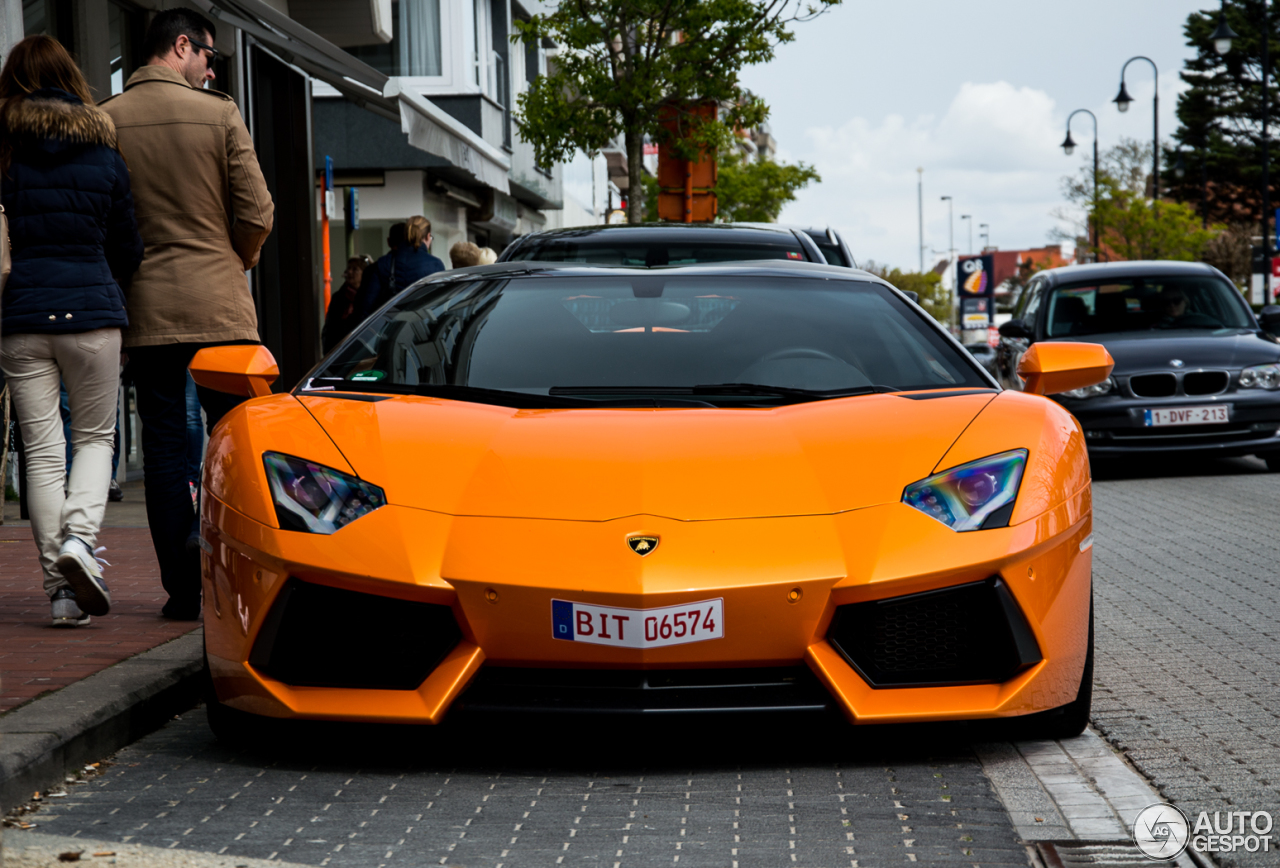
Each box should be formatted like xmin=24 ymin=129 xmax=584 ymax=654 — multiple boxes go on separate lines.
xmin=142 ymin=8 xmax=217 ymax=61
xmin=388 ymin=222 xmax=407 ymax=248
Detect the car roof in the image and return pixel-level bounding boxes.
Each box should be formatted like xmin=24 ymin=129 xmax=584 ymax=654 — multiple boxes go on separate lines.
xmin=430 ymin=258 xmax=882 ymax=284
xmin=1038 ymin=260 xmax=1222 ymax=286
xmin=514 ymin=223 xmax=803 ymax=244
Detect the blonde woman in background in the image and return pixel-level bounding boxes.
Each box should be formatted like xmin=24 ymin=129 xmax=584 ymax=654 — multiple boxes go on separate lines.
xmin=477 ymin=247 xmax=497 ymax=265
xmin=357 ymin=215 xmax=443 ymax=316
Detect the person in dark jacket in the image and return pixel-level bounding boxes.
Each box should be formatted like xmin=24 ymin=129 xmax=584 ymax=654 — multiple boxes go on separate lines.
xmin=0 ymin=35 xmax=144 ymax=628
xmin=321 ymin=254 xmax=372 ymax=353
xmin=357 ymin=216 xmax=444 ymax=317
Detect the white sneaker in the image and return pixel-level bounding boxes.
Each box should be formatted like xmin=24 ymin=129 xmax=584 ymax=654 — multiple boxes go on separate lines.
xmin=55 ymin=537 xmax=111 ymax=617
xmin=51 ymin=588 xmax=90 ymax=627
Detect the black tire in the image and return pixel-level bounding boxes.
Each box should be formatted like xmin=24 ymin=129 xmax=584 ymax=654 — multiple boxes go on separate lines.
xmin=202 ymin=645 xmax=272 ymax=748
xmin=1015 ymin=599 xmax=1093 ymax=740
xmin=1259 ymin=452 xmax=1280 ymax=472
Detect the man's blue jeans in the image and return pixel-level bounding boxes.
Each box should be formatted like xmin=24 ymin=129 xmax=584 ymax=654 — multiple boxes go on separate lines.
xmin=126 ymin=344 xmax=246 ymax=609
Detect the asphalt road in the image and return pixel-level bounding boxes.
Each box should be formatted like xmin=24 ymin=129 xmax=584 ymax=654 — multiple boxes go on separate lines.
xmin=14 ymin=454 xmax=1280 ymax=867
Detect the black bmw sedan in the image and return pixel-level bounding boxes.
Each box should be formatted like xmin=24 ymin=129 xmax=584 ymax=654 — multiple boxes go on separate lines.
xmin=995 ymin=260 xmax=1280 ymax=468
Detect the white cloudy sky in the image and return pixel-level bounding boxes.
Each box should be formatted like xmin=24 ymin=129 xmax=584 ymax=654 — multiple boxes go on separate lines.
xmin=739 ymin=0 xmax=1213 ymax=271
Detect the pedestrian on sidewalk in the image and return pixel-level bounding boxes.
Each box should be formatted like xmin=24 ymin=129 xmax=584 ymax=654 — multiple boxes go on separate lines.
xmin=357 ymin=217 xmax=444 ymax=315
xmin=321 ymin=254 xmax=372 ymax=353
xmin=101 ymin=7 xmax=274 ymax=621
xmin=0 ymin=35 xmax=144 ymax=627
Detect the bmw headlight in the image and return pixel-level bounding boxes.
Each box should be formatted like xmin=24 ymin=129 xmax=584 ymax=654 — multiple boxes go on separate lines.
xmin=1057 ymin=377 xmax=1116 ymax=399
xmin=262 ymin=452 xmax=386 ymax=534
xmin=903 ymin=449 xmax=1028 ymax=531
xmin=1240 ymin=363 xmax=1280 ymax=390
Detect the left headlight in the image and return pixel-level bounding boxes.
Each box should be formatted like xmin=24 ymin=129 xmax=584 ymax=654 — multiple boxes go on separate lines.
xmin=1057 ymin=377 xmax=1116 ymax=399
xmin=903 ymin=449 xmax=1028 ymax=531
xmin=1240 ymin=363 xmax=1280 ymax=390
xmin=262 ymin=452 xmax=386 ymax=534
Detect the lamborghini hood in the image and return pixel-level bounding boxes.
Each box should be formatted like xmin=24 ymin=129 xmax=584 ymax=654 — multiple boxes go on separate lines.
xmin=297 ymin=391 xmax=996 ymax=522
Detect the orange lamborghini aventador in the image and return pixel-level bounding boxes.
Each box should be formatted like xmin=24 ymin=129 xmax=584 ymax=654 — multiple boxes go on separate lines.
xmin=193 ymin=260 xmax=1113 ymax=739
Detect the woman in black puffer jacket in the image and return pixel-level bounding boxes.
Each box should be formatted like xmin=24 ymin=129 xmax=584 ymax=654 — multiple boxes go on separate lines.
xmin=0 ymin=35 xmax=144 ymax=628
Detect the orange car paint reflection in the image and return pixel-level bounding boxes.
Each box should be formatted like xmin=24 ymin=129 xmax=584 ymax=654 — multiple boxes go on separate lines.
xmin=203 ymin=381 xmax=1093 ymax=726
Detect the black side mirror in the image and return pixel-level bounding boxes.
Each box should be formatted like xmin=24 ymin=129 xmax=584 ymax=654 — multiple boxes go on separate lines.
xmin=998 ymin=318 xmax=1033 ymax=339
xmin=901 ymin=290 xmax=919 ymax=303
xmin=1260 ymin=305 xmax=1280 ymax=333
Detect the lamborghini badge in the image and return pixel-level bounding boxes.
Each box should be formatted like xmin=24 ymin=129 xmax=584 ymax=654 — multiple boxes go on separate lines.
xmin=627 ymin=535 xmax=659 ymax=556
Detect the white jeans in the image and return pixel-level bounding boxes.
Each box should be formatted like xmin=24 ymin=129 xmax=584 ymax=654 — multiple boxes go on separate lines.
xmin=2 ymin=329 xmax=122 ymax=597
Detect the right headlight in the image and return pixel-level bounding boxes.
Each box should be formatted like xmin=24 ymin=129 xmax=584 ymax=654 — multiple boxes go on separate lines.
xmin=1057 ymin=377 xmax=1116 ymax=400
xmin=262 ymin=452 xmax=386 ymax=534
xmin=902 ymin=449 xmax=1028 ymax=532
xmin=1240 ymin=363 xmax=1280 ymax=390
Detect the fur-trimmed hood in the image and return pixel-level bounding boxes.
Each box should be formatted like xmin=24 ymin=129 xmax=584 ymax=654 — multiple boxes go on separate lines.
xmin=3 ymin=88 xmax=118 ymax=155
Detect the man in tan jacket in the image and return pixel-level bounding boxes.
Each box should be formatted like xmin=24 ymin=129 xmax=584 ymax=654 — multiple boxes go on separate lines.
xmin=102 ymin=7 xmax=273 ymax=620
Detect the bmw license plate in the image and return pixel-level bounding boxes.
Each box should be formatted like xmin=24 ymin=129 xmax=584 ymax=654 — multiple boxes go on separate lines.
xmin=1143 ymin=405 xmax=1230 ymax=427
xmin=551 ymin=598 xmax=724 ymax=648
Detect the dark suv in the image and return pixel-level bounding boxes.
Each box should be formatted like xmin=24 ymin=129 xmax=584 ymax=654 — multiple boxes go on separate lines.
xmin=995 ymin=260 xmax=1280 ymax=467
xmin=498 ymin=223 xmax=829 ymax=266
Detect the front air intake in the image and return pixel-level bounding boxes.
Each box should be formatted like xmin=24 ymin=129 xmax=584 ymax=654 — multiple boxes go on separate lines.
xmin=826 ymin=577 xmax=1041 ymax=688
xmin=249 ymin=579 xmax=461 ymax=689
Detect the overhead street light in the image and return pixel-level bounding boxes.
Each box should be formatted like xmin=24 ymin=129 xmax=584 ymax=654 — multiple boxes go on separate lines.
xmin=960 ymin=214 xmax=972 ymax=255
xmin=979 ymin=223 xmax=990 ymax=250
xmin=1064 ymin=109 xmax=1100 ymax=256
xmin=1212 ymin=2 xmax=1239 ymax=55
xmin=1114 ymin=56 xmax=1159 ymax=199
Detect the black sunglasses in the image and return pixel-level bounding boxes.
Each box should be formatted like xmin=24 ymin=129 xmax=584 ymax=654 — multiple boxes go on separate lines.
xmin=185 ymin=36 xmax=219 ymax=63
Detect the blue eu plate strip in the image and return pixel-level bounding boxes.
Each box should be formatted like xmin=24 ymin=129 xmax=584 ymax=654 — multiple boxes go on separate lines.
xmin=551 ymin=599 xmax=575 ymax=641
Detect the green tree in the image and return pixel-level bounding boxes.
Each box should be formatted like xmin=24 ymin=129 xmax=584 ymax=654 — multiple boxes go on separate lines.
xmin=862 ymin=262 xmax=950 ymax=326
xmin=1168 ymin=0 xmax=1280 ymax=225
xmin=642 ymin=149 xmax=820 ymax=222
xmin=1094 ymin=173 xmax=1221 ymax=261
xmin=512 ymin=0 xmax=838 ymax=223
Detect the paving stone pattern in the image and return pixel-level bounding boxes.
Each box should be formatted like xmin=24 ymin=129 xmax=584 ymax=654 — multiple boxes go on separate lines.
xmin=1090 ymin=457 xmax=1280 ymax=868
xmin=26 ymin=712 xmax=1030 ymax=867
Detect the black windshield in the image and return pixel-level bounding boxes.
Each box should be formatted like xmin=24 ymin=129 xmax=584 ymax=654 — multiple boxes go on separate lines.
xmin=1045 ymin=276 xmax=1253 ymax=337
xmin=308 ymin=274 xmax=989 ymax=407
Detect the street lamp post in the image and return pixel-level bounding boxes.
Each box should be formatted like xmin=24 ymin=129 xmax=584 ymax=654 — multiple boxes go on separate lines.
xmin=960 ymin=214 xmax=972 ymax=255
xmin=979 ymin=223 xmax=990 ymax=250
xmin=917 ymin=167 xmax=924 ymax=273
xmin=941 ymin=195 xmax=956 ymax=329
xmin=1113 ymin=56 xmax=1160 ymax=200
xmin=1063 ymin=109 xmax=1100 ymax=258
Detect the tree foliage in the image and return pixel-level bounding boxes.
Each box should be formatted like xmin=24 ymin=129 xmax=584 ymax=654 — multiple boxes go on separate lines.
xmin=862 ymin=262 xmax=950 ymax=325
xmin=1168 ymin=0 xmax=1280 ymax=225
xmin=642 ymin=148 xmax=820 ymax=222
xmin=513 ymin=0 xmax=838 ymax=223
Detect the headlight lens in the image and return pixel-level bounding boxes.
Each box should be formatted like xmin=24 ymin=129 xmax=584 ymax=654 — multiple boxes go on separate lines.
xmin=903 ymin=449 xmax=1028 ymax=531
xmin=1057 ymin=377 xmax=1115 ymax=399
xmin=1240 ymin=363 xmax=1280 ymax=390
xmin=262 ymin=452 xmax=386 ymax=534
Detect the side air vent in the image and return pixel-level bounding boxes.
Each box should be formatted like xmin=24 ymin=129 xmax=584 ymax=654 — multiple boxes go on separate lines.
xmin=826 ymin=577 xmax=1041 ymax=688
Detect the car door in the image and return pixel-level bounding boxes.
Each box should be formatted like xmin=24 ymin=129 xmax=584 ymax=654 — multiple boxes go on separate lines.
xmin=996 ymin=277 xmax=1044 ymax=390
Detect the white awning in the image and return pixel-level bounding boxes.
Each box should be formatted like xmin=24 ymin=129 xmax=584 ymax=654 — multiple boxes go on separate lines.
xmin=384 ymin=80 xmax=511 ymax=194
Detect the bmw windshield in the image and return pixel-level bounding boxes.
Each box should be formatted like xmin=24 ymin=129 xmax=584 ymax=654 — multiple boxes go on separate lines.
xmin=306 ymin=273 xmax=990 ymax=408
xmin=1044 ymin=275 xmax=1254 ymax=338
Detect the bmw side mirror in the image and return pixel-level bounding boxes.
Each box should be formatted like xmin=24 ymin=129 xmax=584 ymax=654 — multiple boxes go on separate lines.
xmin=998 ymin=318 xmax=1032 ymax=339
xmin=190 ymin=345 xmax=280 ymax=397
xmin=1260 ymin=305 xmax=1280 ymax=333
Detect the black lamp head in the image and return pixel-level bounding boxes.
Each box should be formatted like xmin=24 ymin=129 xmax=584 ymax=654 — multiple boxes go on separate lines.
xmin=1061 ymin=131 xmax=1077 ymax=155
xmin=1211 ymin=13 xmax=1238 ymax=56
xmin=1113 ymin=81 xmax=1134 ymax=113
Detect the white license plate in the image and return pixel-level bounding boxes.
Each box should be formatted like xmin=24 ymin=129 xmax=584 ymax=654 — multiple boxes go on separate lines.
xmin=1143 ymin=405 xmax=1230 ymax=427
xmin=551 ymin=598 xmax=724 ymax=648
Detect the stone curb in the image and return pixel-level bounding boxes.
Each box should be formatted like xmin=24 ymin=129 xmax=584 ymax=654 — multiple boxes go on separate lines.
xmin=0 ymin=630 xmax=203 ymax=814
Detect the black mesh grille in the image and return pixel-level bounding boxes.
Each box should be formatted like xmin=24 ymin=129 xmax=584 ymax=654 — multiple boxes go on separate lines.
xmin=249 ymin=579 xmax=461 ymax=689
xmin=827 ymin=578 xmax=1041 ymax=687
xmin=1183 ymin=371 xmax=1229 ymax=395
xmin=1129 ymin=373 xmax=1177 ymax=397
xmin=458 ymin=666 xmax=833 ymax=714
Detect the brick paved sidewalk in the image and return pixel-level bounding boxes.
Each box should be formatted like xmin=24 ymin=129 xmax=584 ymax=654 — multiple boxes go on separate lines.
xmin=0 ymin=481 xmax=198 ymax=715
